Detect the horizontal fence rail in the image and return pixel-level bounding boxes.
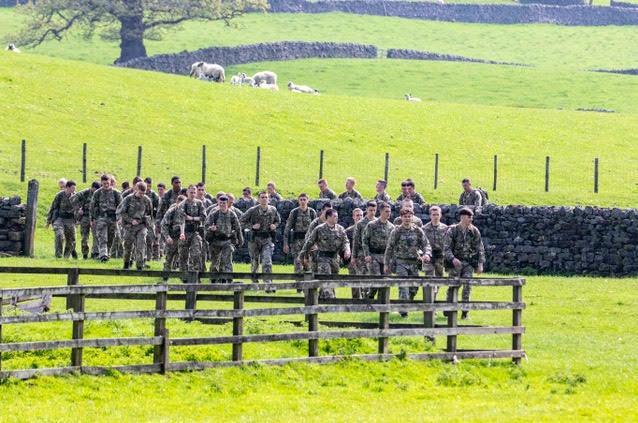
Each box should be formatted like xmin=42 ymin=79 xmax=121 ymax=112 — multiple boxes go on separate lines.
xmin=0 ymin=267 xmax=525 ymax=380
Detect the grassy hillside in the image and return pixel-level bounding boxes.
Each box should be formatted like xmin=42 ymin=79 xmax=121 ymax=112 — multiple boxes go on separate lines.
xmin=2 ymin=10 xmax=637 ymax=69
xmin=0 ymin=257 xmax=636 ymax=420
xmin=1 ymin=51 xmax=637 ymax=216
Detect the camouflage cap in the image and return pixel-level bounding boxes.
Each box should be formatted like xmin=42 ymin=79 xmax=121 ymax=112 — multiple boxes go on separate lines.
xmin=458 ymin=207 xmax=474 ymax=217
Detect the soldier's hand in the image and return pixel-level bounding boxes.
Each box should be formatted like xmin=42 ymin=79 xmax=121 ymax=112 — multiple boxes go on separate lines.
xmin=179 ymin=233 xmax=186 ymax=241
xmin=365 ymin=256 xmax=372 ymax=264
xmin=131 ymin=219 xmax=139 ymax=226
xmin=283 ymin=245 xmax=289 ymax=254
xmin=269 ymin=224 xmax=276 ymax=231
xmin=252 ymin=223 xmax=260 ymax=230
xmin=185 ymin=215 xmax=193 ymax=221
xmin=422 ymin=254 xmax=431 ymax=264
xmin=166 ymin=238 xmax=173 ymax=245
xmin=343 ymin=251 xmax=351 ymax=261
xmin=303 ymin=258 xmax=309 ymax=267
xmin=477 ymin=263 xmax=484 ymax=274
xmin=209 ymin=225 xmax=217 ymax=231
xmin=384 ymin=265 xmax=391 ymax=275
xmin=453 ymin=258 xmax=462 ymax=269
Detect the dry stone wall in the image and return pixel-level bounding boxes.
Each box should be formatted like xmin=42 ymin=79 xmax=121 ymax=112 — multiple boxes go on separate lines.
xmin=0 ymin=196 xmax=26 ymax=255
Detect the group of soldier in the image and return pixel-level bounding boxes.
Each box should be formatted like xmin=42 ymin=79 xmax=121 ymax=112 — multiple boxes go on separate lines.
xmin=47 ymin=175 xmax=486 ymax=318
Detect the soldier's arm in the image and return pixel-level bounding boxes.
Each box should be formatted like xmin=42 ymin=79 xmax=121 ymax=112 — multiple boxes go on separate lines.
xmin=283 ymin=211 xmax=295 ymax=247
xmin=459 ymin=193 xmax=464 ymax=205
xmin=114 ymin=191 xmax=122 ymax=208
xmin=299 ymin=227 xmax=318 ymax=259
xmin=361 ymin=225 xmax=372 ymax=257
xmin=232 ymin=213 xmax=244 ymax=246
xmin=115 ymin=197 xmax=127 ymax=222
xmin=383 ymin=230 xmax=397 ymax=268
xmin=474 ymin=191 xmax=483 ymax=206
xmin=47 ymin=193 xmax=60 ymax=225
xmin=352 ymin=223 xmax=362 ymax=257
xmin=340 ymin=229 xmax=351 ymax=257
xmin=239 ymin=207 xmax=252 ymax=227
xmin=419 ymin=228 xmax=432 ymax=258
xmin=443 ymin=228 xmax=456 ymax=262
xmin=160 ymin=211 xmax=172 ymax=239
xmin=272 ymin=209 xmax=281 ymax=227
xmin=89 ymin=191 xmax=98 ymax=221
xmin=475 ymin=229 xmax=486 ymax=264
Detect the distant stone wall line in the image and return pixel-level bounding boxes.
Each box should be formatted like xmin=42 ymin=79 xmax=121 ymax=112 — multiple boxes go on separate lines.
xmin=386 ymin=48 xmax=531 ymax=66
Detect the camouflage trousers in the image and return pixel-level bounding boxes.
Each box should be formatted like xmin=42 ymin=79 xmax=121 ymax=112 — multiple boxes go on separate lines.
xmin=155 ymin=222 xmax=164 ymax=258
xmin=163 ymin=238 xmax=180 ymax=272
xmin=123 ymin=224 xmax=148 ymax=269
xmin=52 ymin=217 xmax=75 ymax=258
xmin=316 ymin=254 xmax=340 ymax=299
xmin=447 ymin=261 xmax=474 ymax=304
xmin=289 ymin=239 xmax=309 ymax=274
xmin=179 ymin=232 xmax=202 ymax=273
xmin=111 ymin=223 xmax=123 ymax=258
xmin=79 ymin=218 xmax=97 ymax=258
xmin=248 ymin=238 xmax=274 ymax=284
xmin=95 ymin=218 xmax=116 ymax=259
xmin=396 ymin=259 xmax=420 ymax=301
xmin=145 ymin=221 xmax=158 ymax=261
xmin=366 ymin=253 xmax=385 ymax=299
xmin=209 ymin=241 xmax=235 ymax=281
xmin=423 ymin=257 xmax=445 ymax=300
xmin=349 ymin=255 xmax=367 ymax=299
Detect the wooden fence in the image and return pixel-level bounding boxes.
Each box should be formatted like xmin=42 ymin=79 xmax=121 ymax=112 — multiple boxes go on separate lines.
xmin=0 ymin=267 xmax=525 ymax=380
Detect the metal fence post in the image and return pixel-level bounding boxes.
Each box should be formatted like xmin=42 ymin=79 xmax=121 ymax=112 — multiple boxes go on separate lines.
xmin=20 ymin=139 xmax=26 ymax=182
xmin=255 ymin=146 xmax=261 ymax=187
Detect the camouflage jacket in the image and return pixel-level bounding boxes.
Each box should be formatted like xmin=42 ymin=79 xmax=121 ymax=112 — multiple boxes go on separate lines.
xmin=90 ymin=188 xmax=122 ymax=221
xmin=374 ymin=192 xmax=391 ymax=203
xmin=146 ymin=190 xmax=160 ymax=219
xmin=284 ymin=207 xmax=317 ymax=246
xmin=160 ymin=204 xmax=181 ymax=239
xmin=205 ymin=209 xmax=243 ymax=245
xmin=268 ymin=192 xmax=283 ymax=205
xmin=423 ymin=222 xmax=448 ymax=259
xmin=338 ymin=190 xmax=363 ymax=200
xmin=157 ymin=189 xmax=182 ymax=221
xmin=176 ymin=199 xmax=206 ymax=232
xmin=459 ymin=190 xmax=482 ymax=206
xmin=393 ymin=215 xmax=423 ymax=228
xmin=319 ymin=189 xmax=336 ymax=200
xmin=362 ymin=218 xmax=394 ymax=257
xmin=116 ymin=194 xmax=152 ymax=229
xmin=396 ymin=192 xmax=426 ymax=205
xmin=240 ymin=205 xmax=281 ymax=235
xmin=444 ymin=224 xmax=486 ymax=266
xmin=384 ymin=224 xmax=431 ymax=267
xmin=71 ymin=188 xmax=94 ymax=221
xmin=352 ymin=216 xmax=374 ymax=257
xmin=306 ymin=217 xmax=326 ymax=242
xmin=300 ymin=223 xmax=350 ymax=258
xmin=47 ymin=191 xmax=76 ymax=224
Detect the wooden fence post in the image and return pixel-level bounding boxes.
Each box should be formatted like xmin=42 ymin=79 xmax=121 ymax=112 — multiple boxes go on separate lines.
xmin=384 ymin=153 xmax=390 ymax=183
xmin=82 ymin=143 xmax=87 ymax=183
xmin=512 ymin=285 xmax=523 ymax=365
xmin=423 ymin=284 xmax=435 ymax=343
xmin=161 ymin=328 xmax=170 ymax=374
xmin=69 ymin=268 xmax=84 ymax=368
xmin=378 ymin=287 xmax=390 ymax=354
xmin=594 ymin=158 xmax=599 ymax=194
xmin=319 ymin=150 xmax=324 ymax=180
xmin=23 ymin=180 xmax=39 ymax=258
xmin=255 ymin=146 xmax=261 ymax=187
xmin=232 ymin=290 xmax=244 ymax=362
xmin=434 ymin=153 xmax=439 ymax=190
xmin=184 ymin=271 xmax=199 ymax=317
xmin=66 ymin=267 xmax=79 ymax=310
xmin=153 ymin=285 xmax=167 ymax=366
xmin=136 ymin=146 xmax=143 ymax=177
xmin=20 ymin=139 xmax=26 ymax=183
xmin=493 ymin=155 xmax=498 ymax=192
xmin=308 ymin=287 xmax=319 ymax=357
xmin=545 ymin=156 xmax=550 ymax=192
xmin=446 ymin=284 xmax=458 ymax=354
xmin=201 ymin=145 xmax=207 ymax=184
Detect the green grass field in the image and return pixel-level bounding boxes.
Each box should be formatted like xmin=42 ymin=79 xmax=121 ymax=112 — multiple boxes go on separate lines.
xmin=0 ymin=256 xmax=636 ymax=421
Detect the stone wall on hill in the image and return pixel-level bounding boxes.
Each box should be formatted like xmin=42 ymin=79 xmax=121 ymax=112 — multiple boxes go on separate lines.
xmin=0 ymin=196 xmax=26 ymax=255
xmin=232 ymin=198 xmax=638 ymax=276
xmin=386 ymin=48 xmax=529 ymax=66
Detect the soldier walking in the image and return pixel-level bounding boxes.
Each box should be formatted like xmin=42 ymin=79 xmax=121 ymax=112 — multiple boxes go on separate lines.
xmin=283 ymin=193 xmax=317 ymax=274
xmin=46 ymin=180 xmax=77 ymax=258
xmin=157 ymin=176 xmax=182 ymax=223
xmin=374 ymin=180 xmax=391 ymax=203
xmin=317 ymin=179 xmax=337 ymax=200
xmin=143 ymin=177 xmax=160 ymax=261
xmin=205 ymin=195 xmax=243 ymax=283
xmin=72 ymin=181 xmax=100 ymax=259
xmin=90 ymin=175 xmax=122 ymax=262
xmin=177 ymin=185 xmax=206 ymax=275
xmin=384 ymin=208 xmax=432 ymax=317
xmin=338 ymin=177 xmax=363 ymax=200
xmin=300 ymin=209 xmax=351 ymax=299
xmin=117 ymin=182 xmax=153 ymax=270
xmin=459 ymin=178 xmax=482 ymax=206
xmin=161 ymin=195 xmax=186 ymax=277
xmin=351 ymin=201 xmax=377 ymax=298
xmin=443 ymin=207 xmax=486 ymax=319
xmin=362 ymin=202 xmax=394 ymax=299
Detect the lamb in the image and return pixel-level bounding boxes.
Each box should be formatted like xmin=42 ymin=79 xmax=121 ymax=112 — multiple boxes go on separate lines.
xmin=404 ymin=93 xmax=422 ymax=102
xmin=252 ymin=71 xmax=277 ymax=86
xmin=287 ymin=81 xmax=319 ymax=95
xmin=239 ymin=73 xmax=255 ymax=87
xmin=189 ymin=62 xmax=225 ymax=83
xmin=230 ymin=74 xmax=242 ymax=85
xmin=256 ymin=82 xmax=279 ymax=91
xmin=6 ymin=43 xmax=20 ymax=53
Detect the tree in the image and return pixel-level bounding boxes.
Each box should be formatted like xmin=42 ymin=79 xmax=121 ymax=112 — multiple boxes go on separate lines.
xmin=11 ymin=0 xmax=268 ymax=63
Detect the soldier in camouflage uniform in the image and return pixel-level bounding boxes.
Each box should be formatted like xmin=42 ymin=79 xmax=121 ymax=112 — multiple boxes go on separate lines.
xmin=396 ymin=179 xmax=425 ymax=205
xmin=239 ymin=187 xmax=257 ymax=209
xmin=345 ymin=208 xmax=363 ymax=280
xmin=177 ymin=185 xmax=206 ymax=274
xmin=362 ymin=202 xmax=394 ymax=299
xmin=157 ymin=176 xmax=183 ymax=223
xmin=240 ymin=191 xmax=281 ymax=288
xmin=444 ymin=207 xmax=485 ymax=319
xmin=351 ymin=201 xmax=377 ymax=298
xmin=393 ymin=199 xmax=423 ymax=228
xmin=338 ymin=177 xmax=363 ymax=200
xmin=46 ymin=180 xmax=77 ymax=258
xmin=283 ymin=193 xmax=317 ymax=274
xmin=384 ymin=208 xmax=432 ymax=317
xmin=196 ymin=182 xmax=214 ymax=270
xmin=459 ymin=178 xmax=482 ymax=206
xmin=161 ymin=195 xmax=186 ymax=277
xmin=72 ymin=181 xmax=99 ymax=259
xmin=143 ymin=177 xmax=160 ymax=261
xmin=304 ymin=202 xmax=334 ymax=273
xmin=423 ymin=205 xmax=448 ymax=303
xmin=318 ymin=179 xmax=337 ymax=200
xmin=267 ymin=182 xmax=283 ymax=205
xmin=117 ymin=182 xmax=153 ymax=270
xmin=90 ymin=175 xmax=122 ymax=262
xmin=374 ymin=180 xmax=391 ymax=203
xmin=155 ymin=183 xmax=167 ymax=259
xmin=300 ymin=209 xmax=351 ymax=299
xmin=205 ymin=195 xmax=243 ymax=282
xmin=226 ymin=194 xmax=244 ymax=219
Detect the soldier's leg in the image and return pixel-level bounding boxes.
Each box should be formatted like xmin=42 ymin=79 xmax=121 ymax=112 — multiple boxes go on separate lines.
xmin=248 ymin=241 xmax=260 ymax=276
xmin=135 ymin=227 xmax=148 ymax=269
xmin=220 ymin=243 xmax=235 ymax=281
xmin=145 ymin=226 xmax=156 ymax=261
xmin=90 ymin=222 xmax=99 ymax=258
xmin=209 ymin=244 xmax=222 ymax=274
xmin=52 ymin=219 xmax=64 ymax=258
xmin=163 ymin=239 xmax=179 ymax=272
xmin=188 ymin=234 xmax=203 ymax=272
xmin=461 ymin=265 xmax=474 ymax=319
xmin=106 ymin=221 xmax=116 ymax=258
xmin=178 ymin=236 xmax=190 ymax=273
xmin=80 ymin=220 xmax=90 ymax=258
xmin=64 ymin=220 xmax=76 ymax=258
xmin=200 ymin=237 xmax=209 ymax=272
xmin=317 ymin=259 xmax=335 ymax=299
xmin=122 ymin=228 xmax=135 ymax=268
xmin=366 ymin=257 xmax=381 ymax=299
xmin=291 ymin=240 xmax=304 ymax=274
xmin=95 ymin=219 xmax=109 ymax=259
xmin=261 ymin=241 xmax=274 ymax=285
xmin=397 ymin=263 xmax=411 ymax=301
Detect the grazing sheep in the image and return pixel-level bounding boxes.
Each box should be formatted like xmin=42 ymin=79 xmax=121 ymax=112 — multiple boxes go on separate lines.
xmin=189 ymin=62 xmax=225 ymax=83
xmin=230 ymin=74 xmax=242 ymax=85
xmin=252 ymin=71 xmax=277 ymax=86
xmin=404 ymin=93 xmax=422 ymax=102
xmin=239 ymin=73 xmax=255 ymax=87
xmin=257 ymin=82 xmax=279 ymax=91
xmin=287 ymin=81 xmax=319 ymax=95
xmin=6 ymin=43 xmax=20 ymax=53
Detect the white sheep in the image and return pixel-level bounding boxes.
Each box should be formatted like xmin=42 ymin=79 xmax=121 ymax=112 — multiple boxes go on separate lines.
xmin=230 ymin=74 xmax=242 ymax=85
xmin=189 ymin=62 xmax=225 ymax=83
xmin=6 ymin=43 xmax=20 ymax=53
xmin=252 ymin=71 xmax=278 ymax=86
xmin=404 ymin=93 xmax=422 ymax=102
xmin=256 ymin=82 xmax=279 ymax=91
xmin=239 ymin=73 xmax=255 ymax=87
xmin=288 ymin=81 xmax=319 ymax=95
